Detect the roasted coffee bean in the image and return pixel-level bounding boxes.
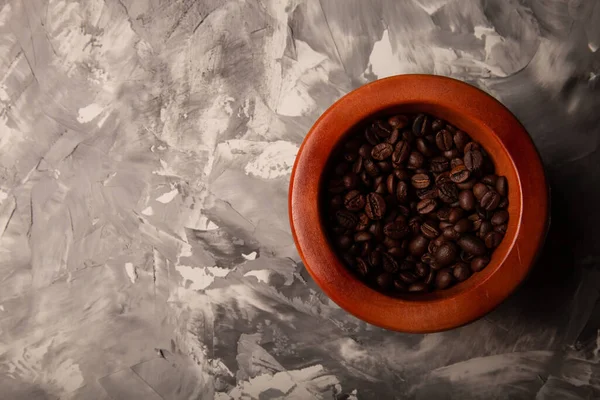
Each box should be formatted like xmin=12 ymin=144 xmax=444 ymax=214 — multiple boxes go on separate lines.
xmin=464 ymin=142 xmax=480 ymax=153
xmin=494 ymin=223 xmax=507 ymax=234
xmin=476 ymin=204 xmax=491 ymax=220
xmin=342 ymin=174 xmax=359 ymax=190
xmin=386 ymin=128 xmax=400 ymax=145
xmin=409 ymin=216 xmax=422 ymax=235
xmin=396 ymin=181 xmax=409 ymax=203
xmin=394 ymin=168 xmax=411 ymax=181
xmin=369 ymin=222 xmax=385 ymax=240
xmin=496 ymin=176 xmax=508 ymax=196
xmin=435 ymin=268 xmax=454 ymax=289
xmin=354 ymin=231 xmax=373 ymax=242
xmin=443 ymin=227 xmax=461 ymax=240
xmin=453 ymin=263 xmax=471 ymax=282
xmin=368 ymin=250 xmax=381 ymax=267
xmin=450 ymin=158 xmax=464 ymax=169
xmin=330 ymin=195 xmax=344 ymax=210
xmin=372 ymin=142 xmax=393 ymax=160
xmin=457 ymin=179 xmax=476 ymax=190
xmin=436 ymin=207 xmax=451 ymax=221
xmin=399 ymin=271 xmax=419 ymax=284
xmin=337 ymin=235 xmax=353 ymax=249
xmin=484 ymin=231 xmax=503 ymax=249
xmin=457 ymin=235 xmax=487 ymax=256
xmin=358 ymin=144 xmax=373 ymax=158
xmin=378 ymin=161 xmax=392 ymax=173
xmin=454 ymin=218 xmax=472 ymax=233
xmin=344 ymin=190 xmax=365 ymax=211
xmin=471 ymin=256 xmax=490 ymax=272
xmin=355 ymin=213 xmax=370 ymax=231
xmin=408 ymin=282 xmax=429 ymax=292
xmin=482 ymin=174 xmax=498 ymax=186
xmin=336 ymin=210 xmax=357 ymax=229
xmin=453 ymin=130 xmax=470 ymax=151
xmin=449 ymin=164 xmax=470 ymax=183
xmin=360 ymin=171 xmax=370 ymax=186
xmin=392 ymin=141 xmax=411 ymax=165
xmin=464 ymin=149 xmax=484 ymax=172
xmin=375 ymin=182 xmax=387 ymax=194
xmin=448 ymin=207 xmax=464 ymax=224
xmin=458 ymin=190 xmax=475 ymax=211
xmin=386 ymin=174 xmax=397 ymax=195
xmin=416 ymin=138 xmax=435 ymax=157
xmin=383 ymin=236 xmax=402 ymax=249
xmin=373 ymin=175 xmax=385 ymax=188
xmin=381 ymin=252 xmax=400 ymax=273
xmin=430 ymin=156 xmax=450 ymax=173
xmin=435 ymin=242 xmax=458 ymax=267
xmin=415 ymin=262 xmax=430 ymax=278
xmin=388 ymin=246 xmax=405 ymax=259
xmin=388 ymin=115 xmax=409 ymax=128
xmin=334 ymin=162 xmax=349 ymax=176
xmin=473 ymin=183 xmax=489 ymax=200
xmin=491 ymin=210 xmax=509 ymax=227
xmin=352 ymin=157 xmax=364 ymax=174
xmin=398 ymin=204 xmax=411 ymax=217
xmin=435 ymin=172 xmax=451 ymax=186
xmin=328 ymin=178 xmax=345 ymax=193
xmin=432 ymin=119 xmax=445 ymax=132
xmin=407 ymin=151 xmax=425 ymax=169
xmin=363 ymin=158 xmax=379 ymax=177
xmin=416 ymin=187 xmax=438 ymax=200
xmin=498 ymin=196 xmax=508 ymax=209
xmin=409 ymin=235 xmax=429 ymax=257
xmin=438 ymin=182 xmax=458 ymax=203
xmin=376 ymin=272 xmax=393 ymax=289
xmin=421 ymin=220 xmax=440 ymax=239
xmin=365 ymin=128 xmax=380 ymax=145
xmin=436 ymin=129 xmax=454 ymax=151
xmin=394 ymin=279 xmax=408 ymax=291
xmin=444 ymin=149 xmax=459 ymax=159
xmin=411 ymin=173 xmax=431 ymax=189
xmin=384 ymin=221 xmax=410 ymax=239
xmin=412 ymin=114 xmax=430 ymax=137
xmin=480 ymin=190 xmax=501 ymax=211
xmin=479 ymin=220 xmax=493 ymax=237
xmin=417 ymin=198 xmax=437 ymax=214
xmin=356 ymin=257 xmax=369 ymax=276
xmin=364 ymin=193 xmax=386 ymax=220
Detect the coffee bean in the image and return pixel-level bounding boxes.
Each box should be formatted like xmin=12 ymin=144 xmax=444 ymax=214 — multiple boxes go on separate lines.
xmin=443 ymin=227 xmax=461 ymax=240
xmin=358 ymin=144 xmax=373 ymax=158
xmin=449 ymin=164 xmax=470 ymax=183
xmin=416 ymin=187 xmax=438 ymax=200
xmin=365 ymin=128 xmax=380 ymax=145
xmin=458 ymin=190 xmax=475 ymax=211
xmin=424 ymin=269 xmax=436 ymax=285
xmin=491 ymin=210 xmax=508 ymax=225
xmin=480 ymin=190 xmax=501 ymax=211
xmin=437 ymin=182 xmax=458 ymax=203
xmin=416 ymin=138 xmax=435 ymax=157
xmin=378 ymin=161 xmax=392 ymax=173
xmin=363 ymin=158 xmax=379 ymax=177
xmin=457 ymin=235 xmax=487 ymax=256
xmin=409 ymin=235 xmax=429 ymax=257
xmin=354 ymin=231 xmax=372 ymax=242
xmin=369 ymin=222 xmax=385 ymax=240
xmin=482 ymin=174 xmax=498 ymax=186
xmin=408 ymin=282 xmax=429 ymax=292
xmin=363 ymin=193 xmax=386 ymax=220
xmin=453 ymin=263 xmax=471 ymax=281
xmin=430 ymin=156 xmax=450 ymax=173
xmin=394 ymin=168 xmax=411 ymax=181
xmin=473 ymin=183 xmax=489 ymax=200
xmin=432 ymin=119 xmax=445 ymax=132
xmin=376 ymin=272 xmax=393 ymax=289
xmin=335 ymin=210 xmax=357 ymax=229
xmin=388 ymin=247 xmax=405 ymax=259
xmin=388 ymin=115 xmax=409 ymax=128
xmin=344 ymin=190 xmax=365 ymax=211
xmin=355 ymin=212 xmax=370 ymax=231
xmin=453 ymin=130 xmax=470 ymax=150
xmin=496 ymin=176 xmax=508 ymax=196
xmin=409 ymin=216 xmax=422 ymax=235
xmin=372 ymin=142 xmax=393 ymax=160
xmin=396 ymin=181 xmax=409 ymax=203
xmin=444 ymin=149 xmax=459 ymax=159
xmin=479 ymin=220 xmax=493 ymax=237
xmin=392 ymin=141 xmax=411 ymax=165
xmin=457 ymin=179 xmax=476 ymax=190
xmin=375 ymin=182 xmax=386 ymax=194
xmin=356 ymin=257 xmax=370 ymax=276
xmin=436 ymin=129 xmax=454 ymax=151
xmin=337 ymin=235 xmax=353 ymax=249
xmin=399 ymin=271 xmax=419 ymax=284
xmin=471 ymin=256 xmax=490 ymax=272
xmin=435 ymin=268 xmax=454 ymax=289
xmin=412 ymin=114 xmax=430 ymax=137
xmin=476 ymin=204 xmax=491 ymax=220
xmin=381 ymin=252 xmax=399 ymax=273
xmin=498 ymin=196 xmax=508 ymax=209
xmin=454 ymin=218 xmax=472 ymax=233
xmin=464 ymin=142 xmax=480 ymax=153
xmin=494 ymin=224 xmax=507 ymax=234
xmin=368 ymin=250 xmax=381 ymax=267
xmin=386 ymin=128 xmax=400 ymax=145
xmin=373 ymin=121 xmax=393 ymax=138
xmin=417 ymin=198 xmax=437 ymax=214
xmin=448 ymin=207 xmax=463 ymax=224
xmin=334 ymin=162 xmax=349 ymax=176
xmin=435 ymin=242 xmax=458 ymax=267
xmin=394 ymin=279 xmax=408 ymax=291
xmin=384 ymin=221 xmax=410 ymax=239
xmin=464 ymin=149 xmax=484 ymax=172
xmin=421 ymin=220 xmax=440 ymax=239
xmin=343 ymin=174 xmax=359 ymax=190
xmin=484 ymin=231 xmax=503 ymax=249
xmin=411 ymin=173 xmax=431 ymax=189
xmin=450 ymin=158 xmax=464 ymax=169
xmin=415 ymin=262 xmax=430 ymax=278
xmin=407 ymin=151 xmax=425 ymax=169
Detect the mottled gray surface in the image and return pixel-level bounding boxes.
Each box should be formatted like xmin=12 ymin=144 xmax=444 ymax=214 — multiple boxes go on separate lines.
xmin=0 ymin=0 xmax=599 ymax=399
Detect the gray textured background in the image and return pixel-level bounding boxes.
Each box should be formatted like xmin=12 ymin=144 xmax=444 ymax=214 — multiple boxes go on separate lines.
xmin=1 ymin=0 xmax=599 ymax=399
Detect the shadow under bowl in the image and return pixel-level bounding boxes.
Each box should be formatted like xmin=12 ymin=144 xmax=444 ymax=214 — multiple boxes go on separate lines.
xmin=289 ymin=74 xmax=549 ymax=333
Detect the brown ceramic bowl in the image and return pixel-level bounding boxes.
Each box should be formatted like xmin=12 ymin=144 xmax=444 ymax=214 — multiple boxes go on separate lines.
xmin=289 ymin=74 xmax=548 ymax=333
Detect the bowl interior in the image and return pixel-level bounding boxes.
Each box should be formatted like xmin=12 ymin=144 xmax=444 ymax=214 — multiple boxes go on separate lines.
xmin=319 ymin=104 xmax=522 ymax=301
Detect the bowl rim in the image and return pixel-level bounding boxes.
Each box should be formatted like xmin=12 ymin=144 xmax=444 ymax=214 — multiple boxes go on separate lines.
xmin=289 ymin=74 xmax=549 ymax=333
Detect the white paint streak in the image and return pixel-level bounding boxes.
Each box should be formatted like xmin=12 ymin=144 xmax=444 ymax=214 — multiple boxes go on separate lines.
xmin=365 ymin=30 xmax=401 ymax=79
xmin=125 ymin=262 xmax=137 ymax=284
xmin=175 ymin=265 xmax=231 ymax=291
xmin=155 ymin=188 xmax=179 ymax=204
xmin=242 ymin=251 xmax=257 ymax=260
xmin=77 ymin=103 xmax=104 ymax=123
xmin=141 ymin=206 xmax=154 ymax=216
xmin=244 ymin=141 xmax=298 ymax=179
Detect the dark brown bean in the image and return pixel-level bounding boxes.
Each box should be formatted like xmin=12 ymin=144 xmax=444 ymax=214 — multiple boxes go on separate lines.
xmin=352 ymin=157 xmax=363 ymax=174
xmin=399 ymin=271 xmax=419 ymax=284
xmin=435 ymin=242 xmax=458 ymax=267
xmin=409 ymin=235 xmax=429 ymax=257
xmin=421 ymin=220 xmax=440 ymax=239
xmin=394 ymin=168 xmax=411 ymax=181
xmin=457 ymin=179 xmax=476 ymax=190
xmin=425 ymin=269 xmax=436 ymax=285
xmin=494 ymin=223 xmax=507 ymax=234
xmin=383 ymin=221 xmax=410 ymax=239
xmin=432 ymin=119 xmax=445 ymax=132
xmin=358 ymin=144 xmax=373 ymax=158
xmin=473 ymin=183 xmax=490 ymax=200
xmin=450 ymin=158 xmax=464 ymax=169
xmin=449 ymin=164 xmax=470 ymax=183
xmin=412 ymin=114 xmax=430 ymax=137
xmin=365 ymin=193 xmax=386 ymax=220
xmin=381 ymin=252 xmax=399 ymax=273
xmin=344 ymin=190 xmax=366 ymax=211
xmin=407 ymin=151 xmax=425 ymax=169
xmin=368 ymin=250 xmax=381 ymax=267
xmin=356 ymin=257 xmax=370 ymax=276
xmin=430 ymin=156 xmax=449 ymax=173
xmin=479 ymin=220 xmax=493 ymax=237
xmin=484 ymin=231 xmax=503 ymax=249
xmin=375 ymin=182 xmax=386 ymax=194
xmin=363 ymin=158 xmax=379 ymax=177
xmin=496 ymin=176 xmax=508 ymax=196
xmin=376 ymin=272 xmax=393 ymax=289
xmin=464 ymin=149 xmax=484 ymax=172
xmin=435 ymin=129 xmax=454 ymax=151
xmin=435 ymin=268 xmax=454 ymax=289
xmin=448 ymin=207 xmax=464 ymax=224
xmin=453 ymin=130 xmax=470 ymax=151
xmin=386 ymin=174 xmax=396 ymax=195
xmin=371 ymin=142 xmax=394 ymax=160
xmin=458 ymin=190 xmax=475 ymax=211
xmin=378 ymin=161 xmax=392 ymax=173
xmin=464 ymin=142 xmax=480 ymax=153
xmin=444 ymin=149 xmax=460 ymax=159
xmin=412 ymin=173 xmax=431 ymax=189
xmin=408 ymin=282 xmax=429 ymax=292
xmin=337 ymin=235 xmax=353 ymax=249
xmin=392 ymin=141 xmax=411 ymax=165
xmin=372 ymin=121 xmax=393 ymax=138
xmin=396 ymin=181 xmax=409 ymax=203
xmin=415 ymin=262 xmax=430 ymax=278
xmin=457 ymin=235 xmax=487 ymax=256
xmin=355 ymin=213 xmax=370 ymax=231
xmin=416 ymin=187 xmax=438 ymax=200
xmin=336 ymin=210 xmax=357 ymax=229
xmin=471 ymin=256 xmax=490 ymax=272
xmin=453 ymin=263 xmax=471 ymax=282
xmin=388 ymin=115 xmax=409 ymax=128
xmin=443 ymin=227 xmax=460 ymax=240
xmin=454 ymin=218 xmax=472 ymax=233
xmin=417 ymin=199 xmax=437 ymax=214
xmin=409 ymin=216 xmax=422 ymax=235
xmin=480 ymin=190 xmax=501 ymax=211
xmin=388 ymin=247 xmax=405 ymax=259
xmin=491 ymin=210 xmax=509 ymax=225
xmin=437 ymin=182 xmax=458 ymax=203
xmin=369 ymin=222 xmax=385 ymax=240
xmin=482 ymin=174 xmax=498 ymax=186
xmin=386 ymin=128 xmax=400 ymax=145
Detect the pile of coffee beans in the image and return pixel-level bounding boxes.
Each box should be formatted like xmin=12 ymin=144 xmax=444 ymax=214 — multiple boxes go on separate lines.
xmin=323 ymin=113 xmax=509 ymax=294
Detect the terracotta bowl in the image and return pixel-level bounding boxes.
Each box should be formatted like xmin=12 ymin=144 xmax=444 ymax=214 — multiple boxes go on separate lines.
xmin=289 ymin=74 xmax=549 ymax=333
